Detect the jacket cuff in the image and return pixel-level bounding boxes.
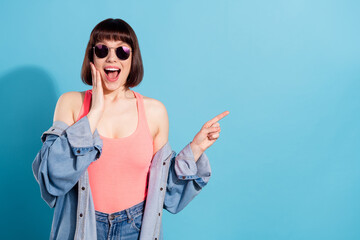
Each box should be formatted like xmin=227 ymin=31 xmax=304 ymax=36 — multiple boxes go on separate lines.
xmin=64 ymin=116 xmax=102 ymax=158
xmin=41 ymin=120 xmax=69 ymax=143
xmin=174 ymin=142 xmax=211 ymax=188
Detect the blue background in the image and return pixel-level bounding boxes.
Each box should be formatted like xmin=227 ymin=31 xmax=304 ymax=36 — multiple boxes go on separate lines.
xmin=0 ymin=0 xmax=359 ymax=239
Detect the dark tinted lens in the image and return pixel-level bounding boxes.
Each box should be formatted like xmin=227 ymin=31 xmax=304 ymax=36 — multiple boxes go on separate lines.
xmin=116 ymin=46 xmax=131 ymax=60
xmin=94 ymin=44 xmax=108 ymax=58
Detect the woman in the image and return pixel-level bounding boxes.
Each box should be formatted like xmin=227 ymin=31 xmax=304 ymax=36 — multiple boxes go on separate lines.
xmin=32 ymin=18 xmax=229 ymax=240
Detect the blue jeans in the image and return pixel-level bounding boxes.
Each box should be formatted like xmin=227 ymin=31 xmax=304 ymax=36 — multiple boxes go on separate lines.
xmin=95 ymin=200 xmax=145 ymax=240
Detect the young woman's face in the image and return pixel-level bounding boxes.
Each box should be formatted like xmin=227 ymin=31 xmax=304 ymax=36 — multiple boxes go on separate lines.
xmin=92 ymin=39 xmax=132 ymax=90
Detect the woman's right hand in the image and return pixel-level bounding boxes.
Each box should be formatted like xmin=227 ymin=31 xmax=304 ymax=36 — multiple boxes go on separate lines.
xmin=87 ymin=62 xmax=105 ymax=134
xmin=89 ymin=62 xmax=105 ymax=115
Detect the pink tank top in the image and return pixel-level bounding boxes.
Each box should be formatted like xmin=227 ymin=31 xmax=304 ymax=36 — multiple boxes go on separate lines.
xmin=76 ymin=89 xmax=153 ymax=214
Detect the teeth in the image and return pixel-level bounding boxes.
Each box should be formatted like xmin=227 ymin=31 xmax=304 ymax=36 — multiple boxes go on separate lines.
xmin=105 ymin=68 xmax=119 ymax=71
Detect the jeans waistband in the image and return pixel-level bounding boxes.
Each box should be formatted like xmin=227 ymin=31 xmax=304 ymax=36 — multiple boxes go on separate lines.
xmin=95 ymin=200 xmax=145 ymax=223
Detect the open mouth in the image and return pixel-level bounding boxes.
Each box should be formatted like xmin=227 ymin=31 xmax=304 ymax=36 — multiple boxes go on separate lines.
xmin=104 ymin=69 xmax=121 ymax=79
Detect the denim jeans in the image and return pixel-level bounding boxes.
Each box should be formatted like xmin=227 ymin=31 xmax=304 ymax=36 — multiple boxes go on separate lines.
xmin=95 ymin=200 xmax=145 ymax=240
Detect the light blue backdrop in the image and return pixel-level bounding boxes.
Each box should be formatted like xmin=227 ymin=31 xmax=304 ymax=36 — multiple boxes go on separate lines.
xmin=0 ymin=0 xmax=359 ymax=239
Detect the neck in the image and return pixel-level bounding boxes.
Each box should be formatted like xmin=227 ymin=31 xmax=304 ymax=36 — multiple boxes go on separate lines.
xmin=102 ymin=86 xmax=133 ymax=103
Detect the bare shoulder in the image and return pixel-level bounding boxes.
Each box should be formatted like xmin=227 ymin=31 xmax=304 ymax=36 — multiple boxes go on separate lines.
xmin=142 ymin=95 xmax=168 ymax=120
xmin=53 ymin=91 xmax=85 ymax=126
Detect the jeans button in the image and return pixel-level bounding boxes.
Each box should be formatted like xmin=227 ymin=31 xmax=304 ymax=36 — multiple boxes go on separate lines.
xmin=109 ymin=214 xmax=115 ymax=220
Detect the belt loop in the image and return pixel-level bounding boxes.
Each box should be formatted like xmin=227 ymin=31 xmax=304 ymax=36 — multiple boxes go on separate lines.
xmin=126 ymin=209 xmax=132 ymax=223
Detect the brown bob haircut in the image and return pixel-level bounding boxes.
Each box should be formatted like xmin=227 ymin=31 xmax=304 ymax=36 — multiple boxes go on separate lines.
xmin=81 ymin=18 xmax=144 ymax=89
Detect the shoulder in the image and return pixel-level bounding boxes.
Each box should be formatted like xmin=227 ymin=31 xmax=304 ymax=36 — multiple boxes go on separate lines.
xmin=58 ymin=91 xmax=85 ymax=111
xmin=142 ymin=94 xmax=168 ymax=119
xmin=141 ymin=93 xmax=169 ymax=137
xmin=59 ymin=91 xmax=85 ymax=101
xmin=53 ymin=91 xmax=85 ymax=126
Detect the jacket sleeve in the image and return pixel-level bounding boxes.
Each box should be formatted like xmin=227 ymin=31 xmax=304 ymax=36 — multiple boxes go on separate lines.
xmin=31 ymin=116 xmax=103 ymax=208
xmin=163 ymin=142 xmax=211 ymax=214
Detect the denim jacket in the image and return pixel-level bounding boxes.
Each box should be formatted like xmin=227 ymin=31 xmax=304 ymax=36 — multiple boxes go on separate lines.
xmin=32 ymin=115 xmax=211 ymax=240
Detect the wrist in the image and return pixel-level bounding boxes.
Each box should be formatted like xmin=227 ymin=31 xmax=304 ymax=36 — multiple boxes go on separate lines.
xmin=190 ymin=141 xmax=204 ymax=162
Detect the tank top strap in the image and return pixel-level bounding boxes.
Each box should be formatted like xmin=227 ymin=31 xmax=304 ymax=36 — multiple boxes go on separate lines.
xmin=76 ymin=89 xmax=92 ymax=122
xmin=132 ymin=90 xmax=153 ymax=142
xmin=132 ymin=90 xmax=144 ymax=117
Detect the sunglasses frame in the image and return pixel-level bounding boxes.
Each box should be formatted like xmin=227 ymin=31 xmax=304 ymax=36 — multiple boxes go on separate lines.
xmin=92 ymin=44 xmax=132 ymax=60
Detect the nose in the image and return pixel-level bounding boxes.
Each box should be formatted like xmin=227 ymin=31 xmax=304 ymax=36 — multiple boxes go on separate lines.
xmin=106 ymin=48 xmax=118 ymax=62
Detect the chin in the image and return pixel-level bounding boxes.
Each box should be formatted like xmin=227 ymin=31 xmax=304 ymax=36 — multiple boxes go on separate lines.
xmin=103 ymin=79 xmax=126 ymax=90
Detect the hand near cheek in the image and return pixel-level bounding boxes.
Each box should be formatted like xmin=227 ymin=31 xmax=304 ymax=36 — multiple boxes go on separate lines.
xmin=89 ymin=62 xmax=105 ymax=115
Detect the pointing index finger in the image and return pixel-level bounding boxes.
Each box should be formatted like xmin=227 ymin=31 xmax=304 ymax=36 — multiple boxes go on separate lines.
xmin=205 ymin=111 xmax=230 ymax=128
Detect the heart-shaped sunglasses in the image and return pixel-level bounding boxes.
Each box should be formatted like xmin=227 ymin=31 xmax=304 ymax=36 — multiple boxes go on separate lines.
xmin=92 ymin=44 xmax=132 ymax=60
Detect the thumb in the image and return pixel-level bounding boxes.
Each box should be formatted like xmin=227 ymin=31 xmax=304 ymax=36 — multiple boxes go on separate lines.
xmin=203 ymin=125 xmax=220 ymax=134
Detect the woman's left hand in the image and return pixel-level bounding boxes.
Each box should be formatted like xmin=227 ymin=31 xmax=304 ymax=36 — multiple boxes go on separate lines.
xmin=191 ymin=111 xmax=230 ymax=155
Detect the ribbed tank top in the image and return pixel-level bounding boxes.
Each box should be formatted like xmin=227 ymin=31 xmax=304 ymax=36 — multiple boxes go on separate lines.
xmin=76 ymin=89 xmax=153 ymax=214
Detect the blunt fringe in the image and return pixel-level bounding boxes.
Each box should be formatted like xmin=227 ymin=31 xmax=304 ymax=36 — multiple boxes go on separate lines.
xmin=81 ymin=18 xmax=144 ymax=89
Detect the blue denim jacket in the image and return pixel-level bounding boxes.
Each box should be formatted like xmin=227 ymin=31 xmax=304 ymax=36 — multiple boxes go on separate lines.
xmin=32 ymin=115 xmax=211 ymax=240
